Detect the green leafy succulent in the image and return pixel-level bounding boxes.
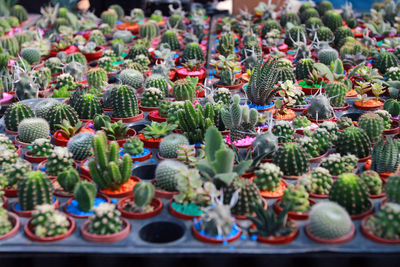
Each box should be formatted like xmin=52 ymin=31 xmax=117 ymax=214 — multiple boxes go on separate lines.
xmin=140 ymin=122 xmax=176 ymax=139
xmin=102 ymin=121 xmax=130 ymax=140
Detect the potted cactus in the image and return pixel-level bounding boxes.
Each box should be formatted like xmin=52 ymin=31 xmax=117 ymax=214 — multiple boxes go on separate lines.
xmin=24 ymin=204 xmax=75 ymax=242
xmin=102 ymin=121 xmax=137 ymax=147
xmin=117 ymin=182 xmax=163 ymax=219
xmin=54 ymin=120 xmax=94 ymax=147
xmin=214 ymin=67 xmax=243 ymax=90
xmin=121 ymin=136 xmax=152 ymax=162
xmin=81 ymin=203 xmax=131 ymax=243
xmin=138 ymin=122 xmax=176 ymax=148
xmin=354 ymin=81 xmax=385 ymax=110
xmin=0 ymin=207 xmax=20 ymax=241
xmin=254 ymin=162 xmax=288 ymax=199
xmin=176 ymin=59 xmax=206 ymax=82
xmin=298 ymin=70 xmax=327 ymax=95
xmin=24 ymin=138 xmax=53 ymax=163
xmin=78 ymin=42 xmax=104 ymax=61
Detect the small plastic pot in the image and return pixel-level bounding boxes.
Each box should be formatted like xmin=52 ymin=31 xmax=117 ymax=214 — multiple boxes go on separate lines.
xmin=309 ymin=151 xmax=329 ymax=163
xmin=309 ymin=192 xmax=328 ymax=199
xmin=81 ymin=217 xmax=131 ymax=243
xmin=117 ymin=196 xmax=163 ymax=219
xmin=15 ymin=136 xmax=50 ymax=149
xmin=139 ymin=104 xmax=158 ymax=112
xmin=111 ymin=111 xmax=144 ymax=123
xmin=53 ymin=131 xmax=69 ymax=147
xmin=64 ymin=193 xmax=110 ymax=218
xmin=139 ymin=133 xmax=162 ymax=149
xmin=12 ymin=198 xmax=60 ymax=218
xmin=234 ymin=198 xmax=268 ymax=220
xmin=100 ymin=176 xmax=141 ymax=198
xmin=5 ymin=187 xmax=17 ymax=197
xmin=25 ymin=215 xmax=75 ymax=242
xmin=192 ymin=219 xmax=242 ymax=244
xmin=361 ymin=214 xmax=400 ymax=244
xmin=0 ymin=212 xmax=20 ymax=241
xmin=128 ymin=150 xmax=152 ymax=163
xmin=169 ymin=200 xmax=202 ymax=220
xmin=305 ymin=223 xmax=355 ymax=244
xmin=4 ymin=128 xmax=18 ymax=135
xmin=350 ymin=199 xmax=374 ymax=220
xmin=176 ymin=67 xmax=206 ymax=81
xmin=251 ymin=221 xmax=298 ymax=244
xmin=82 ymin=46 xmax=104 ymax=61
xmin=259 ymin=180 xmax=288 ymax=199
xmin=353 ymin=100 xmax=384 ymax=111
xmin=148 ymin=110 xmax=167 ymax=123
xmin=383 ymin=120 xmax=399 ymax=136
xmin=214 ymin=81 xmax=243 ymax=91
xmin=152 ymin=179 xmax=179 ymax=199
xmin=273 ymin=198 xmax=316 ymax=220
xmin=109 ymin=129 xmax=137 ymax=147
xmin=24 ymin=151 xmax=48 ymax=164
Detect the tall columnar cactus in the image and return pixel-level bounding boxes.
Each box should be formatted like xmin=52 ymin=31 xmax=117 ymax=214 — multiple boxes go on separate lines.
xmin=172 ymin=77 xmax=196 ymax=101
xmin=139 ymin=21 xmax=160 ymax=41
xmin=223 ymin=178 xmax=263 ymax=216
xmin=300 ymin=167 xmax=333 ymax=195
xmin=159 ymin=134 xmax=189 ymax=159
xmin=155 ymin=160 xmax=187 ymax=192
xmin=360 ymin=170 xmax=383 ymax=195
xmin=272 ymin=120 xmax=294 ymax=143
xmin=182 ymin=42 xmax=205 ymax=63
xmin=322 ymin=10 xmax=343 ymax=32
xmin=366 ymin=203 xmax=400 ymax=240
xmin=217 ymin=31 xmax=235 ymax=57
xmin=318 ymin=48 xmax=339 ymax=65
xmin=110 ymin=85 xmax=140 ymax=118
xmin=0 ymin=36 xmax=19 ymax=57
xmin=57 ymin=167 xmax=80 ymax=193
xmin=4 ymin=102 xmax=34 ymax=132
xmin=119 ymin=69 xmax=144 ymax=89
xmin=89 ymin=132 xmax=132 ymax=190
xmin=101 ymin=9 xmax=117 ymax=28
xmin=18 ymin=118 xmax=50 ymax=143
xmin=73 ymin=93 xmax=103 ymax=120
xmin=177 ymin=101 xmax=214 ymax=144
xmin=88 ymin=203 xmax=123 ymax=235
xmin=141 ymin=87 xmax=164 ymax=108
xmin=308 ymin=201 xmax=352 ymax=240
xmin=46 ymin=103 xmax=79 ymax=132
xmin=74 ymin=181 xmax=97 ymax=212
xmin=329 ymin=173 xmax=371 ymax=215
xmin=160 ymin=30 xmax=180 ymax=50
xmin=281 ymin=184 xmax=310 ymax=213
xmin=371 ymin=137 xmax=399 ymax=173
xmin=87 ymin=67 xmax=108 ymax=91
xmin=132 ymin=182 xmax=155 ymax=212
xmin=375 ymin=49 xmax=400 ymax=74
xmin=18 ymin=171 xmax=53 ymax=211
xmin=221 ymin=94 xmax=258 ymax=141
xmin=325 ymin=81 xmax=347 ymax=107
xmin=385 ymin=175 xmax=400 ymax=204
xmin=358 ymin=112 xmax=385 ymax=143
xmin=336 ymin=126 xmax=371 ymax=159
xmin=254 ymin=162 xmax=283 ymax=191
xmin=144 ymin=74 xmax=169 ymax=96
xmin=273 ymin=142 xmax=309 ymax=177
xmin=295 ymin=58 xmax=315 ymax=81
xmin=45 ymin=147 xmax=74 ymax=177
xmin=67 ymin=132 xmax=94 ymax=161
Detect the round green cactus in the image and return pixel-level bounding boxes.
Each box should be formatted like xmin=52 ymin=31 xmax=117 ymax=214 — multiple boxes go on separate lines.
xmin=213 ymin=87 xmax=232 ymax=105
xmin=123 ymin=137 xmax=144 ymax=156
xmin=18 ymin=118 xmax=50 ymax=144
xmin=182 ymin=42 xmax=205 ymax=63
xmin=318 ymin=48 xmax=339 ymax=65
xmin=320 ymin=153 xmax=358 ymax=176
xmin=272 ymin=120 xmax=294 ymax=143
xmin=325 ymin=81 xmax=347 ymax=107
xmin=144 ymin=74 xmax=169 ymax=97
xmin=295 ymin=58 xmax=315 ymax=80
xmin=322 ymin=10 xmax=343 ymax=32
xmin=31 ymin=138 xmax=53 ymax=157
xmin=21 ymin=47 xmax=40 ymax=65
xmin=300 ymin=167 xmax=332 ymax=195
xmin=88 ymin=203 xmax=123 ymax=235
xmin=110 ymin=84 xmax=140 ymax=118
xmin=45 ymin=147 xmax=74 ymax=177
xmin=57 ymin=167 xmax=80 ymax=193
xmin=360 ymin=170 xmax=383 ymax=195
xmin=385 ymin=175 xmax=400 ymax=204
xmin=45 ymin=103 xmax=79 ymax=132
xmin=155 ymin=160 xmax=187 ymax=192
xmin=74 ymin=181 xmax=97 ymax=212
xmin=87 ymin=67 xmax=108 ymax=91
xmin=67 ymin=132 xmax=94 ymax=161
xmin=141 ymin=87 xmax=164 ymax=108
xmin=159 ymin=134 xmax=189 ymax=159
xmin=280 ymin=12 xmax=300 ymax=27
xmin=73 ymin=93 xmax=103 ymax=120
xmin=119 ymin=69 xmax=144 ymax=89
xmin=358 ymin=112 xmax=385 ymax=143
xmin=365 ymin=202 xmax=400 ymax=240
xmin=4 ymin=102 xmax=34 ymax=132
xmin=101 ymin=9 xmax=117 ymax=28
xmin=160 ymin=30 xmax=180 ymax=50
xmin=254 ymin=162 xmax=283 ymax=191
xmin=273 ymin=142 xmax=309 ymax=177
xmin=281 ymin=184 xmax=310 ymax=213
xmin=172 ymin=78 xmax=196 ymax=101
xmin=316 ymin=26 xmax=334 ymax=41
xmin=336 ymin=126 xmax=371 ymax=159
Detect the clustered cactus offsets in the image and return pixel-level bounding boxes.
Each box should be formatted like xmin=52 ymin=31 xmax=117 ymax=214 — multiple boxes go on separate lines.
xmin=3 ymin=0 xmax=400 ymax=246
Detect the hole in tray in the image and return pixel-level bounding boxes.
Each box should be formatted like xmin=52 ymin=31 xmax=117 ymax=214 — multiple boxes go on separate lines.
xmin=132 ymin=164 xmax=156 ymax=180
xmin=341 ymin=112 xmax=362 ymax=121
xmin=139 ymin=221 xmax=185 ymax=244
xmin=131 ymin=124 xmax=147 ymax=133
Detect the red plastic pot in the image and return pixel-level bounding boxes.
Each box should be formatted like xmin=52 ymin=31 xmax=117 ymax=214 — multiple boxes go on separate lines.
xmin=111 ymin=111 xmax=144 ymax=123
xmin=108 ymin=129 xmax=137 ymax=147
xmin=2 ymin=196 xmax=7 ymax=209
xmin=333 ymin=102 xmax=350 ymax=111
xmin=100 ymin=176 xmax=141 ymax=199
xmin=4 ymin=127 xmax=17 ymax=135
xmin=350 ymin=199 xmax=374 ymax=220
xmin=0 ymin=212 xmax=20 ymax=241
xmin=49 ymin=45 xmax=79 ymax=57
xmin=148 ymin=110 xmax=167 ymax=122
xmin=176 ymin=67 xmax=206 ymax=81
xmin=305 ymin=223 xmax=355 ymax=244
xmin=64 ymin=193 xmax=110 ymax=218
xmin=25 ymin=215 xmax=75 ymax=242
xmin=5 ymin=187 xmax=17 ymax=197
xmin=383 ymin=120 xmax=399 ymax=136
xmin=298 ymin=80 xmax=326 ymax=95
xmin=139 ymin=133 xmax=162 ymax=149
xmin=274 ymin=198 xmax=316 ymax=220
xmin=234 ymin=199 xmax=268 ymax=220
xmin=214 ymin=81 xmax=243 ymax=91
xmin=169 ymin=200 xmax=202 ymax=220
xmin=82 ymin=46 xmax=104 ymax=61
xmin=309 ymin=192 xmax=328 ymax=199
xmin=139 ymin=104 xmax=158 ymax=112
xmin=309 ymin=151 xmax=328 ymax=163
xmin=361 ymin=214 xmax=400 ymax=244
xmin=53 ymin=131 xmax=69 ymax=147
xmin=24 ymin=151 xmax=48 ymax=164
xmin=81 ymin=217 xmax=131 ymax=243
xmin=53 ymin=174 xmax=92 ymax=198
xmin=152 ymin=179 xmax=179 ymax=199
xmin=129 ymin=150 xmax=152 ymax=163
xmin=251 ymin=222 xmax=298 ymax=244
xmin=192 ymin=218 xmax=242 ymax=244
xmin=12 ymin=198 xmax=60 ymax=218
xmin=117 ymin=196 xmax=163 ymax=219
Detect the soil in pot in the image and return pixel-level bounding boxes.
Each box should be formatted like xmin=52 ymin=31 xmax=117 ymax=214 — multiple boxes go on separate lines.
xmin=354 ymin=99 xmax=384 ymax=110
xmin=117 ymin=197 xmax=163 ymax=219
xmin=259 ymin=180 xmax=287 ymax=198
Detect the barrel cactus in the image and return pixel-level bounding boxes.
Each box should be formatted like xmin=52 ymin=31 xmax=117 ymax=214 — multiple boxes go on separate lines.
xmin=4 ymin=102 xmax=34 ymax=132
xmin=18 ymin=171 xmax=53 ymax=211
xmin=110 ymin=84 xmax=140 ymax=118
xmin=18 ymin=118 xmax=50 ymax=144
xmin=359 ymin=170 xmax=383 ymax=195
xmin=45 ymin=147 xmax=74 ymax=176
xmin=300 ymin=167 xmax=333 ymax=195
xmin=155 ymin=160 xmax=187 ymax=192
xmin=358 ymin=112 xmax=385 ymax=143
xmin=365 ymin=202 xmax=400 ymax=240
xmin=67 ymin=132 xmax=94 ymax=161
xmin=280 ymin=184 xmax=310 ymax=213
xmin=336 ymin=126 xmax=371 ymax=159
xmin=141 ymin=87 xmax=164 ymax=108
xmin=273 ymin=142 xmax=310 ymax=177
xmin=254 ymin=162 xmax=283 ymax=191
xmin=159 ymin=134 xmax=189 ymax=159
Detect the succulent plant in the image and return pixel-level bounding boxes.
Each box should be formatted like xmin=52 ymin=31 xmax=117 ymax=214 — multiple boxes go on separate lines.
xmin=18 ymin=171 xmax=53 ymax=211
xmin=371 ymin=137 xmax=399 ymax=173
xmin=128 ymin=182 xmax=155 ymax=212
xmin=4 ymin=102 xmax=34 ymax=132
xmin=365 ymin=202 xmax=400 ymax=240
xmin=280 ymin=184 xmax=310 ymax=213
xmin=110 ymin=84 xmax=140 ymax=118
xmin=140 ymin=122 xmax=176 ymax=140
xmin=336 ymin=126 xmax=371 ymax=159
xmin=159 ymin=134 xmax=189 ymax=159
xmin=31 ymin=204 xmax=70 ymax=238
xmin=18 ymin=118 xmax=50 ymax=144
xmin=358 ymin=112 xmax=385 ymax=143
xmin=45 ymin=146 xmax=74 ymax=177
xmin=88 ymin=203 xmax=123 ymax=235
xmin=272 ymin=120 xmax=294 ymax=143
xmin=123 ymin=137 xmax=144 ymax=156
xmin=254 ymin=162 xmax=283 ymax=191
xmin=57 ymin=167 xmax=80 ymax=193
xmin=67 ymin=133 xmax=94 ymax=161
xmin=31 ymin=138 xmax=53 ymax=157
xmin=74 ymin=181 xmax=97 ymax=212
xmin=300 ymin=167 xmax=333 ymax=195
xmin=273 ymin=142 xmax=309 ymax=177
xmin=119 ymin=69 xmax=144 ymax=89
xmin=360 ymin=170 xmax=383 ymax=195
xmin=320 ymin=153 xmax=357 ymax=176
xmin=2 ymin=159 xmax=31 ymax=188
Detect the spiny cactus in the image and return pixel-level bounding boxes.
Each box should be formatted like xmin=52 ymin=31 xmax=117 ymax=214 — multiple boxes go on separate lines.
xmin=360 ymin=170 xmax=383 ymax=195
xmin=322 ymin=10 xmax=343 ymax=32
xmin=110 ymin=85 xmax=140 ymax=118
xmin=375 ymin=49 xmax=400 ymax=74
xmin=139 ymin=21 xmax=160 ymax=41
xmin=254 ymin=162 xmax=283 ymax=191
xmin=0 ymin=208 xmax=12 ymax=235
xmin=88 ymin=203 xmax=123 ymax=235
xmin=300 ymin=167 xmax=332 ymax=195
xmin=21 ymin=47 xmax=40 ymax=65
xmin=131 ymin=182 xmax=155 ymax=212
xmin=213 ymin=87 xmax=232 ymax=105
xmin=57 ymin=167 xmax=80 ymax=193
xmin=2 ymin=159 xmax=31 ymax=188
xmin=336 ymin=126 xmax=371 ymax=159
xmin=31 ymin=204 xmax=70 ymax=237
xmin=329 ymin=173 xmax=371 ymax=215
xmin=87 ymin=67 xmax=108 ymax=91
xmin=74 ymin=181 xmax=97 ymax=212
xmin=272 ymin=120 xmax=294 ymax=143
xmin=159 ymin=134 xmax=189 ymax=159
xmin=4 ymin=102 xmax=34 ymax=132
xmin=358 ymin=112 xmax=385 ymax=143
xmin=155 ymin=159 xmax=187 ymax=192
xmin=295 ymin=58 xmax=315 ymax=81
xmin=45 ymin=146 xmax=74 ymax=177
xmin=123 ymin=137 xmax=144 ymax=156
xmin=31 ymin=138 xmax=53 ymax=157
xmin=308 ymin=201 xmax=352 ymax=240
xmin=101 ymin=9 xmax=117 ymax=28
xmin=18 ymin=118 xmax=49 ymax=144
xmin=172 ymin=77 xmax=197 ymax=101
xmin=141 ymin=87 xmax=164 ymax=108
xmin=320 ymin=153 xmax=357 ymax=176
xmin=325 ymin=81 xmax=347 ymax=107
xmin=217 ymin=31 xmax=235 ymax=57
xmin=182 ymin=42 xmax=205 ymax=63
xmin=119 ymin=69 xmax=144 ymax=89
xmin=67 ymin=132 xmax=94 ymax=161
xmin=73 ymin=93 xmax=103 ymax=120
xmin=273 ymin=142 xmax=310 ymax=177
xmin=318 ymin=48 xmax=339 ymax=65
xmin=365 ymin=202 xmax=400 ymax=240
xmin=144 ymin=74 xmax=169 ymax=97
xmin=371 ymin=137 xmax=399 ymax=173
xmin=160 ymin=30 xmax=180 ymax=50
xmin=18 ymin=171 xmax=53 ymax=211
xmin=385 ymin=175 xmax=400 ymax=204
xmin=280 ymin=184 xmax=310 ymax=213
xmin=45 ymin=103 xmax=79 ymax=132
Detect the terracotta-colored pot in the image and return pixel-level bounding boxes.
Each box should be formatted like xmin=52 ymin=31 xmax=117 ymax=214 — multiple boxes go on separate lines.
xmin=148 ymin=110 xmax=167 ymax=123
xmin=152 ymin=179 xmax=179 ymax=199
xmin=82 ymin=46 xmax=104 ymax=61
xmin=192 ymin=218 xmax=242 ymax=244
xmin=25 ymin=215 xmax=75 ymax=242
xmin=117 ymin=196 xmax=163 ymax=219
xmin=333 ymin=102 xmax=350 ymax=111
xmin=100 ymin=176 xmax=141 ymax=198
xmin=274 ymin=198 xmax=316 ymax=220
xmin=0 ymin=212 xmax=20 ymax=241
xmin=53 ymin=132 xmax=69 ymax=147
xmin=14 ymin=135 xmax=51 ymax=149
xmin=214 ymin=81 xmax=243 ymax=91
xmin=63 ymin=193 xmax=110 ymax=218
xmin=251 ymin=222 xmax=298 ymax=244
xmin=12 ymin=198 xmax=60 ymax=218
xmin=24 ymin=151 xmax=48 ymax=164
xmin=5 ymin=128 xmax=18 ymax=135
xmin=2 ymin=196 xmax=7 ymax=209
xmin=361 ymin=214 xmax=400 ymax=244
xmin=305 ymin=223 xmax=355 ymax=244
xmin=169 ymin=200 xmax=202 ymax=220
xmin=383 ymin=120 xmax=399 ymax=136
xmin=111 ymin=111 xmax=144 ymax=123
xmin=108 ymin=129 xmax=137 ymax=147
xmin=358 ymin=155 xmax=371 ymax=163
xmin=309 ymin=192 xmax=328 ymax=199
xmin=350 ymin=199 xmax=374 ymax=220
xmin=309 ymin=150 xmax=328 ymax=163
xmin=81 ymin=217 xmax=131 ymax=243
